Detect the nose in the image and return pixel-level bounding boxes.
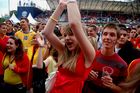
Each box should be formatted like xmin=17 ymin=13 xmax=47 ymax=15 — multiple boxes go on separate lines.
xmin=106 ymin=34 xmax=111 ymax=39
xmin=65 ymin=35 xmax=70 ymax=39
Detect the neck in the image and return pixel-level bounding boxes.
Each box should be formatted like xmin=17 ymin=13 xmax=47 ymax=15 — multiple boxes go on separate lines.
xmin=22 ymin=27 xmax=30 ymax=33
xmin=101 ymin=47 xmax=115 ymax=56
xmin=116 ymin=44 xmax=123 ymax=48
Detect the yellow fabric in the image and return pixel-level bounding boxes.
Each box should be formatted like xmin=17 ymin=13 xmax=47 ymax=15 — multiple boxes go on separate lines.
xmin=15 ymin=30 xmax=36 ymax=50
xmin=3 ymin=55 xmax=22 ymax=84
xmin=47 ymin=56 xmax=58 ymax=75
xmin=27 ymin=46 xmax=46 ymax=65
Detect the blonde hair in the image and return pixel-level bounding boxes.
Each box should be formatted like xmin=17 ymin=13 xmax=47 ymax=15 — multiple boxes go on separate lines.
xmin=119 ymin=63 xmax=140 ymax=93
xmin=56 ymin=24 xmax=80 ymax=72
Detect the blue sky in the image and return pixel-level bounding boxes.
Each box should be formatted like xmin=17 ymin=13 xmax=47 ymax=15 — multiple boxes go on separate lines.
xmin=0 ymin=0 xmax=9 ymax=17
xmin=0 ymin=0 xmax=50 ymax=17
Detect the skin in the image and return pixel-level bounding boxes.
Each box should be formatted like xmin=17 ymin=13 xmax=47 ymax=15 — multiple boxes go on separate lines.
xmin=6 ymin=38 xmax=17 ymax=55
xmin=87 ymin=27 xmax=97 ymax=38
xmin=20 ymin=19 xmax=30 ymax=33
xmin=89 ymin=27 xmax=122 ymax=92
xmin=64 ymin=32 xmax=78 ymax=51
xmin=117 ymin=30 xmax=128 ymax=47
xmin=0 ymin=25 xmax=7 ymax=35
xmin=129 ymin=29 xmax=137 ymax=39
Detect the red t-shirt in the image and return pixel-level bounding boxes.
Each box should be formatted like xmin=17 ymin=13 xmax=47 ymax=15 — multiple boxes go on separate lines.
xmin=83 ymin=50 xmax=128 ymax=93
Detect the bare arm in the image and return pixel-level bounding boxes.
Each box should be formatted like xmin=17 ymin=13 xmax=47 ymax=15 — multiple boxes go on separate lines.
xmin=67 ymin=0 xmax=95 ymax=68
xmin=42 ymin=2 xmax=66 ymax=54
xmin=36 ymin=33 xmax=45 ymax=68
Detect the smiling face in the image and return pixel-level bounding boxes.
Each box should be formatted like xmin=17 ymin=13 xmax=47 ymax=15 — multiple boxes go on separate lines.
xmin=20 ymin=18 xmax=29 ymax=31
xmin=6 ymin=38 xmax=17 ymax=54
xmin=0 ymin=24 xmax=7 ymax=35
xmin=102 ymin=27 xmax=118 ymax=50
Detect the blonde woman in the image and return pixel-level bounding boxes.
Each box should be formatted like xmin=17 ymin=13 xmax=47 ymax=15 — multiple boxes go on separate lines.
xmin=40 ymin=0 xmax=95 ymax=93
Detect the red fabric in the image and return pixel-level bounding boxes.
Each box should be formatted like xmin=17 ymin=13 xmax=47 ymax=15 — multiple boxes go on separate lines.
xmin=0 ymin=35 xmax=9 ymax=75
xmin=130 ymin=38 xmax=138 ymax=48
xmin=83 ymin=50 xmax=128 ymax=93
xmin=50 ymin=52 xmax=93 ymax=93
xmin=0 ymin=35 xmax=9 ymax=53
xmin=128 ymin=58 xmax=140 ymax=77
xmin=13 ymin=53 xmax=32 ymax=89
xmin=0 ymin=51 xmax=4 ymax=75
xmin=136 ymin=43 xmax=140 ymax=49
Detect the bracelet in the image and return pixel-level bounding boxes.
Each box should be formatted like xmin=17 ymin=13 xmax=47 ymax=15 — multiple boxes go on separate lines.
xmin=50 ymin=16 xmax=58 ymax=23
xmin=67 ymin=0 xmax=76 ymax=4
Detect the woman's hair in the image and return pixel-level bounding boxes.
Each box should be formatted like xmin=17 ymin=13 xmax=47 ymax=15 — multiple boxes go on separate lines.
xmin=103 ymin=23 xmax=120 ymax=39
xmin=119 ymin=63 xmax=140 ymax=93
xmin=6 ymin=36 xmax=24 ymax=61
xmin=57 ymin=24 xmax=80 ymax=72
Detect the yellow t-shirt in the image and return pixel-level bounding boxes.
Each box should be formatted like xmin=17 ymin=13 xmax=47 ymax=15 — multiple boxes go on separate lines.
xmin=3 ymin=55 xmax=22 ymax=84
xmin=27 ymin=46 xmax=46 ymax=65
xmin=47 ymin=56 xmax=58 ymax=75
xmin=15 ymin=30 xmax=36 ymax=51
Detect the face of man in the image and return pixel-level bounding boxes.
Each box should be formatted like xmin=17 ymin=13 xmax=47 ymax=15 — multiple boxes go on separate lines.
xmin=129 ymin=29 xmax=137 ymax=38
xmin=117 ymin=30 xmax=128 ymax=45
xmin=102 ymin=27 xmax=117 ymax=49
xmin=87 ymin=27 xmax=97 ymax=37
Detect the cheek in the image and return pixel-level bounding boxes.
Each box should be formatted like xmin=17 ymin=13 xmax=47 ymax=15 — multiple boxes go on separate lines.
xmin=112 ymin=38 xmax=117 ymax=44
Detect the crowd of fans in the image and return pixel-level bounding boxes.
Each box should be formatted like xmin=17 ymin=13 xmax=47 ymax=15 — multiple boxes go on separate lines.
xmin=0 ymin=0 xmax=140 ymax=93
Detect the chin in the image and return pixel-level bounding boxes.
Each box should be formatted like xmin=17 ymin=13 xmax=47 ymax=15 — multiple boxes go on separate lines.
xmin=68 ymin=47 xmax=75 ymax=51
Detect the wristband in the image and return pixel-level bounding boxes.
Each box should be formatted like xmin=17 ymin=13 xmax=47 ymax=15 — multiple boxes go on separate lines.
xmin=50 ymin=16 xmax=58 ymax=23
xmin=67 ymin=0 xmax=76 ymax=3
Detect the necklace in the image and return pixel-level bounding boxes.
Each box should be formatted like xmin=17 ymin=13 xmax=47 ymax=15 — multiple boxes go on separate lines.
xmin=9 ymin=55 xmax=15 ymax=63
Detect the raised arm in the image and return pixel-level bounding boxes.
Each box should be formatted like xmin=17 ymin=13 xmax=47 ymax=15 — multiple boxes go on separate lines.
xmin=67 ymin=0 xmax=95 ymax=68
xmin=42 ymin=1 xmax=66 ymax=54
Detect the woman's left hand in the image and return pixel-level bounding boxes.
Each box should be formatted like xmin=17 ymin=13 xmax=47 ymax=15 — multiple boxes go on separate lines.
xmin=36 ymin=33 xmax=45 ymax=47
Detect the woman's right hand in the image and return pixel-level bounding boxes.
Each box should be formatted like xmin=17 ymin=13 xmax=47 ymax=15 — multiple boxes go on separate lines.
xmin=59 ymin=0 xmax=67 ymax=7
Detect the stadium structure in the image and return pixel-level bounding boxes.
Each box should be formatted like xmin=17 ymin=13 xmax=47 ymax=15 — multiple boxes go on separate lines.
xmin=44 ymin=0 xmax=140 ymax=27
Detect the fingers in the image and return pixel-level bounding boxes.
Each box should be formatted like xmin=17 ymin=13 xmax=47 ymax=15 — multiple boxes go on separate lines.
xmin=89 ymin=70 xmax=98 ymax=80
xmin=101 ymin=75 xmax=114 ymax=89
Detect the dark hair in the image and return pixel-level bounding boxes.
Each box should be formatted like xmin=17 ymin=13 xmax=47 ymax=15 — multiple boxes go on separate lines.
xmin=20 ymin=17 xmax=29 ymax=23
xmin=5 ymin=20 xmax=13 ymax=26
xmin=7 ymin=36 xmax=24 ymax=61
xmin=137 ymin=24 xmax=140 ymax=28
xmin=103 ymin=23 xmax=120 ymax=38
xmin=54 ymin=26 xmax=62 ymax=37
xmin=0 ymin=23 xmax=7 ymax=28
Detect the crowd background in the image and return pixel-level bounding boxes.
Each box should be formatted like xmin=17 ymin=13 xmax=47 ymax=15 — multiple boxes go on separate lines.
xmin=0 ymin=0 xmax=140 ymax=93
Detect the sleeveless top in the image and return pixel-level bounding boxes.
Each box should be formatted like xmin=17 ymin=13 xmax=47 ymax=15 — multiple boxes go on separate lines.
xmin=50 ymin=52 xmax=93 ymax=93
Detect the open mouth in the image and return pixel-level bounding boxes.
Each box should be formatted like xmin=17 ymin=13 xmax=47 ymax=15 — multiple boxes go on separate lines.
xmin=66 ymin=42 xmax=73 ymax=48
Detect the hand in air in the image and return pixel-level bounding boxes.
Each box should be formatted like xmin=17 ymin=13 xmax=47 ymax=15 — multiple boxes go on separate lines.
xmin=59 ymin=0 xmax=67 ymax=7
xmin=36 ymin=33 xmax=45 ymax=47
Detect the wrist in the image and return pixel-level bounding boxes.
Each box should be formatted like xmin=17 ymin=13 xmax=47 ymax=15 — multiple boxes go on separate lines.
xmin=67 ymin=0 xmax=76 ymax=4
xmin=50 ymin=16 xmax=58 ymax=23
